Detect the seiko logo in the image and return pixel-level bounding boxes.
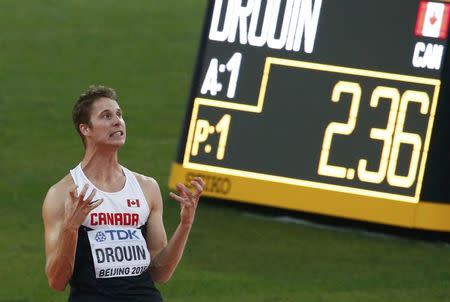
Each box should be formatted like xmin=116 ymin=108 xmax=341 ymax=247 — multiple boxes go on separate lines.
xmin=185 ymin=172 xmax=231 ymax=195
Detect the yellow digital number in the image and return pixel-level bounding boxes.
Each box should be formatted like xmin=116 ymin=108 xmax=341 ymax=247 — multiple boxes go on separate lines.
xmin=191 ymin=114 xmax=231 ymax=160
xmin=357 ymin=86 xmax=400 ymax=183
xmin=387 ymin=90 xmax=429 ymax=188
xmin=318 ymin=81 xmax=361 ymax=179
xmin=216 ymin=114 xmax=231 ymax=160
xmin=318 ymin=82 xmax=430 ymax=189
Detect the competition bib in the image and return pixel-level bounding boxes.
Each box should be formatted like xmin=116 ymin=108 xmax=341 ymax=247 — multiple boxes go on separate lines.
xmin=87 ymin=227 xmax=151 ymax=279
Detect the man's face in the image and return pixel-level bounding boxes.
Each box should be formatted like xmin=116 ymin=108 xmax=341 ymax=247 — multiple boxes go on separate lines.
xmin=81 ymin=97 xmax=126 ymax=148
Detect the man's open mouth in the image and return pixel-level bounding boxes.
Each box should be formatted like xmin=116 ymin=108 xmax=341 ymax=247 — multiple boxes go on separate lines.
xmin=110 ymin=130 xmax=124 ymax=137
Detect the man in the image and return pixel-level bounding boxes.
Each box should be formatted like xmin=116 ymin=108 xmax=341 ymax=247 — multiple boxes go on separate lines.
xmin=42 ymin=85 xmax=204 ymax=301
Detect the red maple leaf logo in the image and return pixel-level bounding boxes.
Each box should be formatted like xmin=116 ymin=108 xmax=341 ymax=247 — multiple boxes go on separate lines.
xmin=430 ymin=13 xmax=437 ymax=25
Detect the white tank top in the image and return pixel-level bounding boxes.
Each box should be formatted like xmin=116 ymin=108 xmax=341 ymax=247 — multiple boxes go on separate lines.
xmin=69 ymin=163 xmax=150 ymax=229
xmin=69 ymin=163 xmax=152 ymax=279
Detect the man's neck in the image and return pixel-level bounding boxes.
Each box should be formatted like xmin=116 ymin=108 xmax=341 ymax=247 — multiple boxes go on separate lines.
xmin=80 ymin=146 xmax=125 ymax=191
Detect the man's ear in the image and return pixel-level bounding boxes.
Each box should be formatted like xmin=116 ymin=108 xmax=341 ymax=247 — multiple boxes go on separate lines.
xmin=79 ymin=123 xmax=91 ymax=137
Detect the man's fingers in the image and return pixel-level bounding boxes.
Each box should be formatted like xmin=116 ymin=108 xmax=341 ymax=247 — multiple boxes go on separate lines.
xmin=176 ymin=183 xmax=191 ymax=198
xmin=69 ymin=185 xmax=79 ymax=201
xmin=170 ymin=192 xmax=195 ymax=207
xmin=78 ymin=183 xmax=89 ymax=201
xmin=169 ymin=192 xmax=185 ymax=204
xmin=194 ymin=177 xmax=205 ymax=188
xmin=190 ymin=181 xmax=203 ymax=198
xmin=84 ymin=188 xmax=97 ymax=204
xmin=88 ymin=198 xmax=103 ymax=211
xmin=83 ymin=198 xmax=103 ymax=214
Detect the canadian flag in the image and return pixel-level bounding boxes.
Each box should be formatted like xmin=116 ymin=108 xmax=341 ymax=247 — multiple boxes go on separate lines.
xmin=415 ymin=1 xmax=450 ymax=39
xmin=127 ymin=199 xmax=140 ymax=207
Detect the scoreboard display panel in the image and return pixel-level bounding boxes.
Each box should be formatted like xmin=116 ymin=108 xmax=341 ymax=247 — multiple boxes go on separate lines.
xmin=169 ymin=0 xmax=450 ymax=231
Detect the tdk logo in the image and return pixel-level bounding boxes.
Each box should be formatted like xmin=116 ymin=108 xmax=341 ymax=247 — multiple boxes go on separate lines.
xmin=95 ymin=231 xmax=107 ymax=242
xmin=97 ymin=229 xmax=139 ymax=241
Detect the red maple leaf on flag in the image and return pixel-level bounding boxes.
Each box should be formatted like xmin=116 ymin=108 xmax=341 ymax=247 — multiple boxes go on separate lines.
xmin=127 ymin=199 xmax=140 ymax=207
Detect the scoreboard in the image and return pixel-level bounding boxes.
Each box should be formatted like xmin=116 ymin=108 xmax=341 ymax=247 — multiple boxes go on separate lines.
xmin=169 ymin=0 xmax=450 ymax=231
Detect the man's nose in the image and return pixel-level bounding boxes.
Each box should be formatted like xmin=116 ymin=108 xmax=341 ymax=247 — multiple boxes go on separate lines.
xmin=112 ymin=115 xmax=122 ymax=126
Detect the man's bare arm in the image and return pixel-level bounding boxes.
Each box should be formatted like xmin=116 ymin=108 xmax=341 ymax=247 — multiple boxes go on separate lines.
xmin=42 ymin=179 xmax=102 ymax=291
xmin=137 ymin=175 xmax=204 ymax=283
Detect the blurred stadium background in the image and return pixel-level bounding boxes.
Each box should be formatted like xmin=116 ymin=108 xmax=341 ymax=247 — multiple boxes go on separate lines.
xmin=0 ymin=1 xmax=449 ymax=301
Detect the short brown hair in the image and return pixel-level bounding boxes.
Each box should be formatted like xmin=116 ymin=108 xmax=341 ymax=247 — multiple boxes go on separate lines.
xmin=72 ymin=85 xmax=118 ymax=145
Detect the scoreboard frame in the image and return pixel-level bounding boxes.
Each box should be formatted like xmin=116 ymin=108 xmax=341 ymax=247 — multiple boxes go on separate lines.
xmin=169 ymin=0 xmax=450 ymax=232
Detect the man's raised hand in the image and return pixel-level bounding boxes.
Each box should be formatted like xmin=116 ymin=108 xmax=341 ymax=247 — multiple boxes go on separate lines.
xmin=169 ymin=177 xmax=205 ymax=227
xmin=64 ymin=184 xmax=103 ymax=230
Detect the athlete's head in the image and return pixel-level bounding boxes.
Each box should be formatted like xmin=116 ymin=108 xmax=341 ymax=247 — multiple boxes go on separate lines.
xmin=73 ymin=85 xmax=126 ymax=148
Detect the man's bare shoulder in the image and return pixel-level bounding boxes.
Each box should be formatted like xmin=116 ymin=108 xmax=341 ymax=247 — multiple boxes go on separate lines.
xmin=132 ymin=172 xmax=159 ymax=190
xmin=43 ymin=174 xmax=74 ymax=209
xmin=49 ymin=174 xmax=75 ymax=195
xmin=132 ymin=172 xmax=163 ymax=210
